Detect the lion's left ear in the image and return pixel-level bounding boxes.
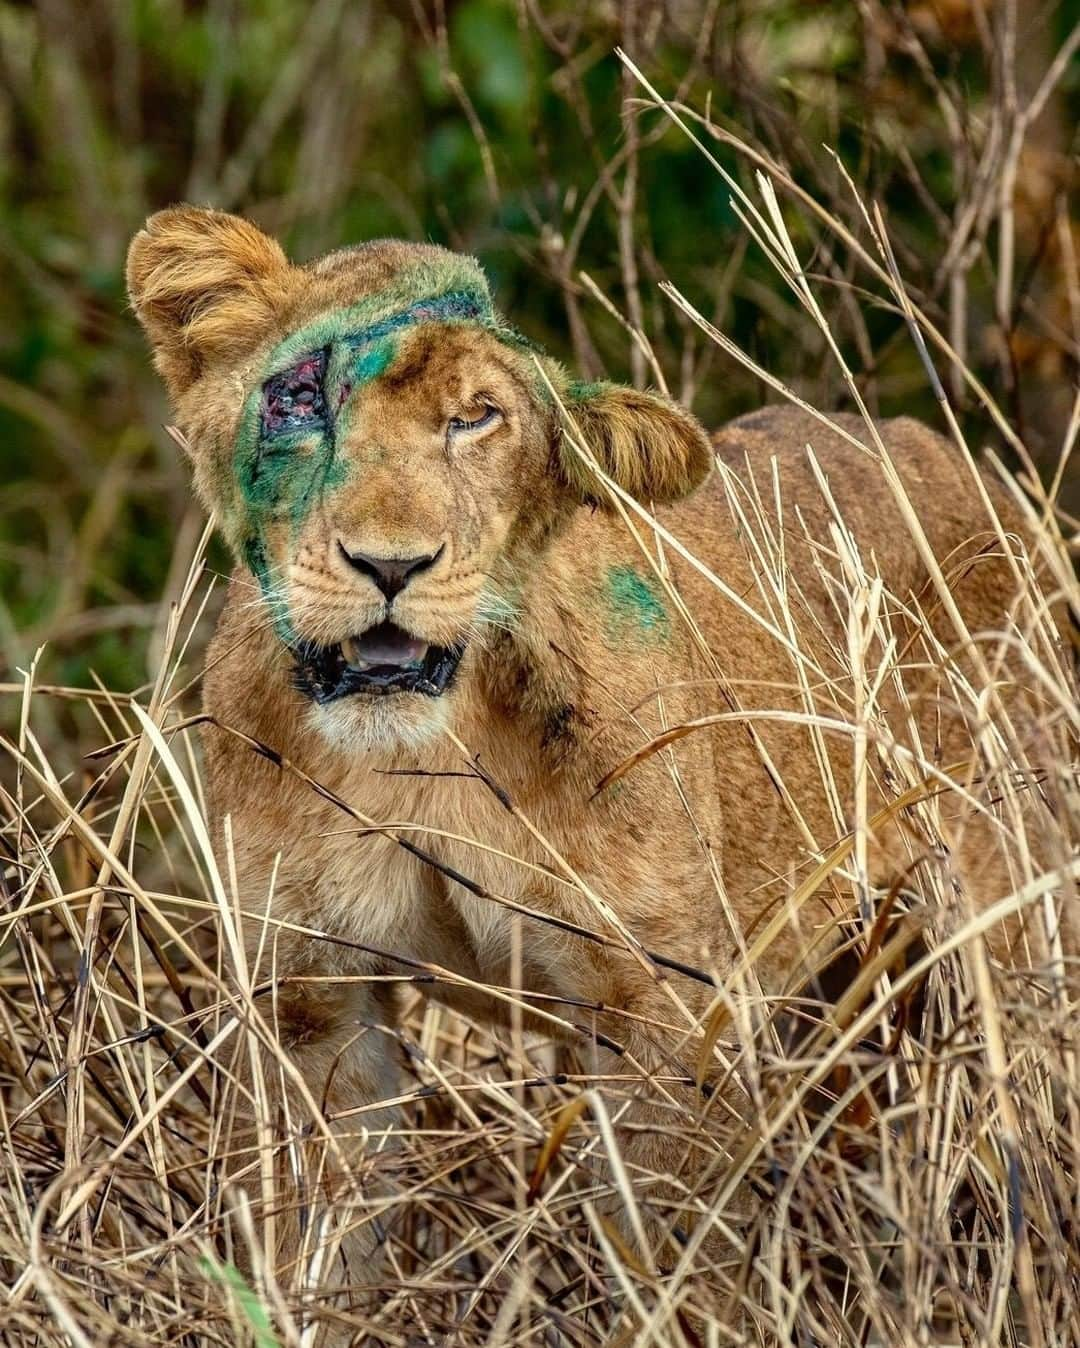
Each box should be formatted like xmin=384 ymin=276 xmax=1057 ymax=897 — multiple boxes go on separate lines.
xmin=127 ymin=205 xmax=291 ymax=397
xmin=557 ymin=382 xmax=713 ymax=507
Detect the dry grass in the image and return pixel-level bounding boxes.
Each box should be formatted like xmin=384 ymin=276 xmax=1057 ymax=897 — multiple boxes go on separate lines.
xmin=3 ymin=44 xmax=1080 ymax=1348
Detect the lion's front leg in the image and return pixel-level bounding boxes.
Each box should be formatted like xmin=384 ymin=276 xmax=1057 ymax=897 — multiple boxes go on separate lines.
xmin=215 ymin=948 xmax=403 ymax=1303
xmin=567 ymin=986 xmax=751 ymax=1282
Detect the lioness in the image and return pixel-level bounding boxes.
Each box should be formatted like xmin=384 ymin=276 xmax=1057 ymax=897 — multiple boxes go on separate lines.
xmin=127 ymin=207 xmax=1055 ymax=1283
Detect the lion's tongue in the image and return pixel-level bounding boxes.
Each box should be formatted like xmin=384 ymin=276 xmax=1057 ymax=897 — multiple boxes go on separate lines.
xmin=341 ymin=623 xmax=428 ymax=670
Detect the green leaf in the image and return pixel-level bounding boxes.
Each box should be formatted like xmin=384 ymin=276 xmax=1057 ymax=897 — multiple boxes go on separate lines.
xmin=200 ymin=1257 xmax=281 ymax=1348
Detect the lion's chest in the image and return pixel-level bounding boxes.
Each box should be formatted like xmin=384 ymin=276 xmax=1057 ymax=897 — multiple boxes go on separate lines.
xmin=293 ymin=761 xmax=579 ymax=1000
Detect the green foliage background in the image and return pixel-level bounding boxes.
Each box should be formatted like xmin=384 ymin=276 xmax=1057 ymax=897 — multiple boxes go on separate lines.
xmin=1 ymin=0 xmax=1077 ymax=698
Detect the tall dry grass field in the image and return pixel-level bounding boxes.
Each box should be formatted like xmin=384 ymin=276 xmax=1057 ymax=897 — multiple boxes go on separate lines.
xmin=3 ymin=31 xmax=1080 ymax=1348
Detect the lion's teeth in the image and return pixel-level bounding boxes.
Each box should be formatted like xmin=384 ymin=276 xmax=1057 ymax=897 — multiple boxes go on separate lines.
xmin=340 ymin=637 xmax=372 ymax=670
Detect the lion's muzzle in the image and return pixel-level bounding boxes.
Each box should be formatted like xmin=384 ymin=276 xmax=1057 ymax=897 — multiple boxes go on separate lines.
xmin=291 ymin=621 xmax=466 ymax=703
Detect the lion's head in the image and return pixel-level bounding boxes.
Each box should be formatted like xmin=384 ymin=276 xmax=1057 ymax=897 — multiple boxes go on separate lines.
xmin=127 ymin=207 xmax=712 ymax=747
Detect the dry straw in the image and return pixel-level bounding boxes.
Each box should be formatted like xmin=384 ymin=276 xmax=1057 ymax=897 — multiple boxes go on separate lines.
xmin=2 ymin=56 xmax=1079 ymax=1348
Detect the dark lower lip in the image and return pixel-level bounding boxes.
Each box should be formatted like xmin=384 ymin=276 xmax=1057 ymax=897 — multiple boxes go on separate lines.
xmin=292 ymin=636 xmax=466 ymax=704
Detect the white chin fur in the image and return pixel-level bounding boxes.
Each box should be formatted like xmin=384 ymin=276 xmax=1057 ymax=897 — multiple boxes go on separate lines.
xmin=306 ymin=693 xmax=450 ymax=754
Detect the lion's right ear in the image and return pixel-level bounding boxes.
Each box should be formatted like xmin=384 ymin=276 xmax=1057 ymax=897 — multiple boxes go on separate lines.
xmin=126 ymin=206 xmax=290 ymax=396
xmin=556 ymin=380 xmax=713 ymax=507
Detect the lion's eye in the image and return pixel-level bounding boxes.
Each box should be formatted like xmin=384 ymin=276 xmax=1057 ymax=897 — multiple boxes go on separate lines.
xmin=448 ymin=404 xmax=500 ymax=435
xmin=262 ymin=352 xmax=327 ymax=434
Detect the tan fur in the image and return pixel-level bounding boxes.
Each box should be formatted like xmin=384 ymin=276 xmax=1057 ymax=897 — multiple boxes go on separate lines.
xmin=128 ymin=206 xmax=290 ymax=388
xmin=562 ymin=382 xmax=716 ymax=503
xmin=128 ymin=208 xmax=1060 ymax=1290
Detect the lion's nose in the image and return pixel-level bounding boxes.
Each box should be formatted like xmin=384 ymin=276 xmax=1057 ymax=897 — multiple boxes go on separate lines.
xmin=338 ymin=541 xmax=444 ymax=600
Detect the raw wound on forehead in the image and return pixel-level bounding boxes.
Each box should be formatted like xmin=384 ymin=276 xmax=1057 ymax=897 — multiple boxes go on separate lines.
xmin=262 ymin=353 xmax=326 ymax=433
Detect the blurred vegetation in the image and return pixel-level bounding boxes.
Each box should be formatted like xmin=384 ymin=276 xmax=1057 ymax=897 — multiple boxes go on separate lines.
xmin=1 ymin=0 xmax=1077 ymax=699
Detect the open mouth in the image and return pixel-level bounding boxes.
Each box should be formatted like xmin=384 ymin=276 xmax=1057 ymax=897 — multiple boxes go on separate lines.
xmin=292 ymin=621 xmax=466 ymax=703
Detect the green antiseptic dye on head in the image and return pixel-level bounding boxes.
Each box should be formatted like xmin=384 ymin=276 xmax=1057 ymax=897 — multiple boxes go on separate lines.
xmin=353 ymin=336 xmax=396 ymax=384
xmin=260 ymin=255 xmax=496 ymax=375
xmin=231 ymin=326 xmax=405 ymax=618
xmin=229 ymin=256 xmax=551 ymax=637
xmin=242 ymin=537 xmax=294 ymax=645
xmin=604 ymin=565 xmax=670 ymax=643
xmin=565 ymin=378 xmax=607 ymax=403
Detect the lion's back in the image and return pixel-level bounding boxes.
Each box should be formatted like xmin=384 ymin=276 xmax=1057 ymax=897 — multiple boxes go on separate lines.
xmin=663 ymin=405 xmax=1035 ymax=667
xmin=656 ymin=405 xmax=1049 ymax=927
xmin=682 ymin=406 xmax=1017 ymax=596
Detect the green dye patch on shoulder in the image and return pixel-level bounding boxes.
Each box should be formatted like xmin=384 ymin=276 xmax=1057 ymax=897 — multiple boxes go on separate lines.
xmin=604 ymin=565 xmax=670 ymax=645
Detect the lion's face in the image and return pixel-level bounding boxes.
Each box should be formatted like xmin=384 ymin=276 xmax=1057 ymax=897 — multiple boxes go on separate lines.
xmin=231 ymin=308 xmax=558 ymax=748
xmin=127 ymin=208 xmax=713 ymax=748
